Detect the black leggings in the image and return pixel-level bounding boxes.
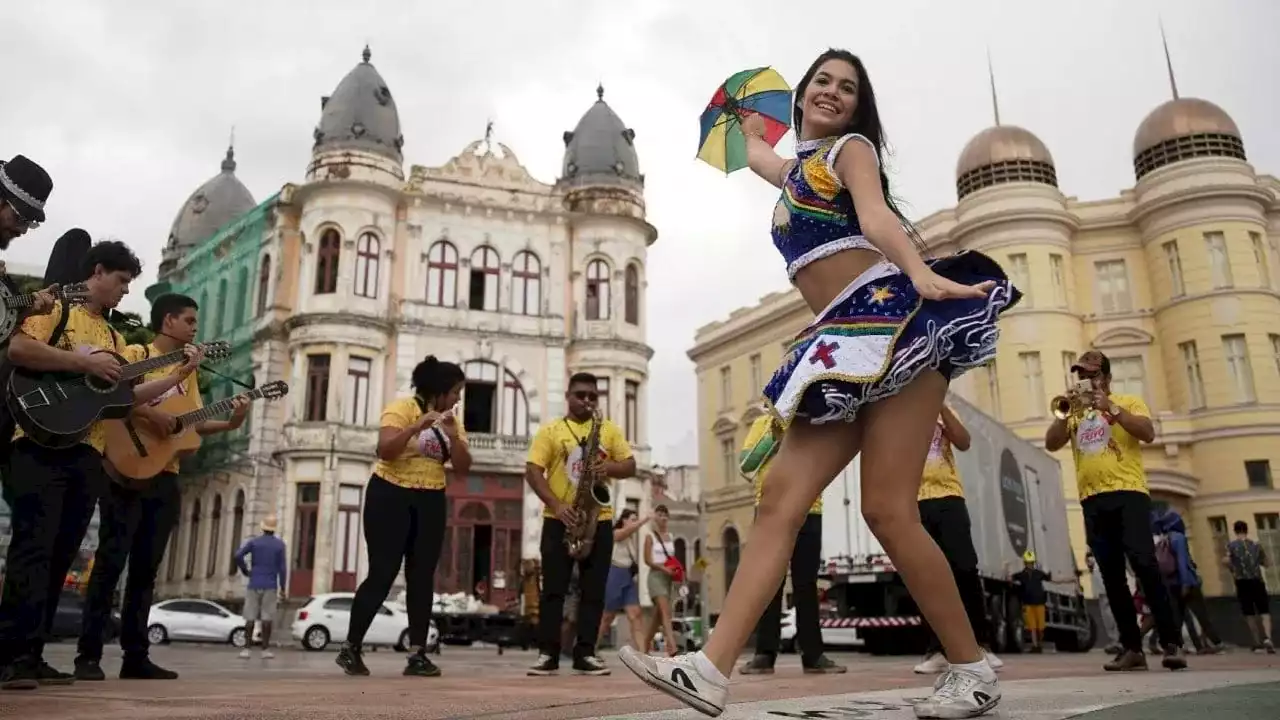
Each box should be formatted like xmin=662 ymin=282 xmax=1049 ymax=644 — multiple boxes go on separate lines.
xmin=919 ymin=496 xmax=993 ymax=651
xmin=347 ymin=476 xmax=446 ymax=649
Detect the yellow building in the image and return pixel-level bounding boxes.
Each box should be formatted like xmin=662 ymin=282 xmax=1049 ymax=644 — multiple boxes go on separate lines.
xmin=688 ymin=88 xmax=1280 ymax=614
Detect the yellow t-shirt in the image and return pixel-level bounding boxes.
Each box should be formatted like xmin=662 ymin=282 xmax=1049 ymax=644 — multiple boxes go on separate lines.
xmin=372 ymin=396 xmax=465 ymax=491
xmin=122 ymin=343 xmax=203 ymax=474
xmin=918 ymin=417 xmax=964 ymax=501
xmin=528 ymin=416 xmax=633 ymax=521
xmin=13 ymin=301 xmax=127 ymax=454
xmin=741 ymin=415 xmax=821 ymax=514
xmin=1067 ymin=394 xmax=1150 ymax=499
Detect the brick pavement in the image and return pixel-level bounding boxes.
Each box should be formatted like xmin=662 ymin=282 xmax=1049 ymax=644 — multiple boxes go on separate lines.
xmin=1 ymin=645 xmax=1277 ymax=719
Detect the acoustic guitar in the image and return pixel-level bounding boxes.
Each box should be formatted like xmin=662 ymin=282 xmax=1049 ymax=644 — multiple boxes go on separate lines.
xmin=0 ymin=281 xmax=92 ymax=340
xmin=104 ymin=379 xmax=289 ymax=485
xmin=7 ymin=340 xmax=232 ymax=449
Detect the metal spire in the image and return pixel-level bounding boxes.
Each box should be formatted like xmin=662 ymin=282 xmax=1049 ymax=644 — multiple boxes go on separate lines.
xmin=986 ymin=48 xmax=1001 ymax=126
xmin=222 ymin=126 xmax=237 ymax=173
xmin=484 ymin=119 xmax=494 ymax=154
xmin=1159 ymin=19 xmax=1179 ymax=99
xmin=596 ymin=81 xmax=604 ymax=101
xmin=362 ymin=43 xmax=372 ymax=64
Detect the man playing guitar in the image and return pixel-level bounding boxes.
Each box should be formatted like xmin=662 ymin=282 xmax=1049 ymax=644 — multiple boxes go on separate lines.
xmin=0 ymin=241 xmax=201 ymax=691
xmin=74 ymin=293 xmax=247 ymax=682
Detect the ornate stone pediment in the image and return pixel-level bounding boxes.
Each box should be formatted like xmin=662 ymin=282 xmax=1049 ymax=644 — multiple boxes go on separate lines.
xmin=740 ymin=404 xmax=767 ymax=425
xmin=1092 ymin=327 xmax=1155 ymax=348
xmin=407 ymin=141 xmax=550 ymax=194
xmin=711 ymin=416 xmax=738 ymax=436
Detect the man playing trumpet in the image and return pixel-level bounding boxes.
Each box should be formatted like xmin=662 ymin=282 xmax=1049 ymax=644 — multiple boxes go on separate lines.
xmin=1043 ymin=351 xmax=1187 ymax=672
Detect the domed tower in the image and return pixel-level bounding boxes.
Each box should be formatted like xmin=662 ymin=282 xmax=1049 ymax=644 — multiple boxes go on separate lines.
xmin=1130 ymin=35 xmax=1276 ymax=515
xmin=948 ymin=67 xmax=1081 ymax=427
xmin=158 ymin=144 xmax=256 ymax=282
xmin=559 ymin=83 xmax=657 ymax=466
xmin=306 ymin=45 xmax=404 ymax=185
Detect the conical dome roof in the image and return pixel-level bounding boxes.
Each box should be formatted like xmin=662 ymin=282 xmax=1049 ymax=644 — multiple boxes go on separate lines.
xmin=560 ymin=84 xmax=642 ymax=190
xmin=161 ymin=146 xmax=255 ymax=277
xmin=313 ymin=45 xmax=404 ymax=163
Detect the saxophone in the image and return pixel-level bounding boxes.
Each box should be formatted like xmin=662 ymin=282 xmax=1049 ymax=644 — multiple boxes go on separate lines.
xmin=564 ymin=408 xmax=611 ymax=560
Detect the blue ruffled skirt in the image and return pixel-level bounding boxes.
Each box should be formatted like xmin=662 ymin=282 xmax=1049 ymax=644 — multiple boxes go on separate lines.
xmin=764 ymin=250 xmax=1021 ymax=425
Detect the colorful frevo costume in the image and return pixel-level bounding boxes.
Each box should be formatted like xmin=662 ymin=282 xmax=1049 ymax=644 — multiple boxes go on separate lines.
xmin=761 ymin=133 xmax=1022 ymax=429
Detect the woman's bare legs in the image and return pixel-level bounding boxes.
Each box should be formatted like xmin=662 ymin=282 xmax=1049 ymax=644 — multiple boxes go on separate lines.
xmin=625 ymin=604 xmax=645 ymax=650
xmin=656 ymin=595 xmax=677 ymax=655
xmin=701 ymin=420 xmax=862 ymax=676
xmin=859 ymin=371 xmax=981 ymax=664
xmin=599 ymin=610 xmax=617 ymax=646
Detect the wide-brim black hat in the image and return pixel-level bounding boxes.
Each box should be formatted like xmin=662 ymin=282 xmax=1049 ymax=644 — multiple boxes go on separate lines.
xmin=0 ymin=155 xmax=53 ymax=223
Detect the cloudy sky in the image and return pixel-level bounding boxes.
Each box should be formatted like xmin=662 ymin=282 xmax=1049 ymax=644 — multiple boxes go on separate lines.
xmin=5 ymin=0 xmax=1277 ymax=465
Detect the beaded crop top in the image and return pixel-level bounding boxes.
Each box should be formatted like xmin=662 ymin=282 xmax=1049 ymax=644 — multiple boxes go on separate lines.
xmin=771 ymin=133 xmax=880 ymax=280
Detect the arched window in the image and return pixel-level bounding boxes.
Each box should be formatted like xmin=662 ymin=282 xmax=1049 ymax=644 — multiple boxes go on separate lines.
xmin=354 ymin=232 xmax=380 ymax=298
xmin=216 ymin=277 xmax=229 ymax=333
xmin=186 ymin=500 xmax=202 ymax=580
xmin=256 ymin=255 xmax=271 ymax=316
xmin=722 ymin=527 xmax=740 ymax=590
xmin=234 ymin=266 xmax=249 ymax=325
xmin=425 ymin=240 xmax=458 ymax=307
xmin=674 ymin=537 xmax=688 ymax=572
xmin=585 ymin=259 xmax=610 ymax=320
xmin=462 ymin=360 xmax=499 ymax=434
xmin=511 ymin=251 xmax=541 ymax=316
xmin=502 ymin=369 xmax=529 ymax=436
xmin=206 ymin=494 xmax=223 ymax=578
xmin=468 ymin=246 xmax=500 ymax=311
xmin=229 ymin=489 xmax=245 ymax=575
xmin=314 ymin=228 xmax=340 ymax=295
xmin=624 ymin=263 xmax=640 ymax=325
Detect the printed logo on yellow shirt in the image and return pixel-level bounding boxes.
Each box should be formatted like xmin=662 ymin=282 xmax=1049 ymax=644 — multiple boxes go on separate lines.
xmin=1069 ymin=393 xmax=1150 ymax=500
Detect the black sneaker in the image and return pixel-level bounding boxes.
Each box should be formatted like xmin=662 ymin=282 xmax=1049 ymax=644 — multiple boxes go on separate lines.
xmin=738 ymin=654 xmax=776 ymax=675
xmin=527 ymin=653 xmax=559 ymax=676
xmin=335 ymin=644 xmax=370 ymax=676
xmin=35 ymin=661 xmax=76 ymax=686
xmin=572 ymin=655 xmax=610 ymax=676
xmin=1161 ymin=644 xmax=1188 ymax=671
xmin=120 ymin=658 xmax=179 ymax=680
xmin=403 ymin=652 xmax=440 ymax=677
xmin=73 ymin=658 xmax=106 ymax=682
xmin=803 ymin=655 xmax=847 ymax=674
xmin=0 ymin=657 xmax=39 ymax=691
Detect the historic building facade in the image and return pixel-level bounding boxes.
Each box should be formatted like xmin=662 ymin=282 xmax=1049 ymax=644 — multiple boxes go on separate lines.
xmin=689 ymin=86 xmax=1280 ymax=614
xmin=149 ymin=48 xmax=656 ymax=607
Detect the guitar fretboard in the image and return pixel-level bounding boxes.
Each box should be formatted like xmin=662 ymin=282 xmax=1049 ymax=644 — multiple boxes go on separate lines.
xmin=178 ymin=387 xmax=266 ymax=425
xmin=122 ymin=349 xmax=191 ymax=380
xmin=8 ymin=289 xmax=90 ymax=309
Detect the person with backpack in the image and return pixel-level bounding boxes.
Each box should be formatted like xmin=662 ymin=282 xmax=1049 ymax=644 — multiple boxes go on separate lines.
xmin=0 ymin=240 xmax=201 ymax=691
xmin=1151 ymin=509 xmax=1223 ymax=654
xmin=1224 ymin=520 xmax=1275 ymax=653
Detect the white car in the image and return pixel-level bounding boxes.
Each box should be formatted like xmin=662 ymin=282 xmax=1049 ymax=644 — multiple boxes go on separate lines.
xmin=292 ymin=592 xmax=438 ymax=652
xmin=147 ymin=599 xmax=248 ymax=647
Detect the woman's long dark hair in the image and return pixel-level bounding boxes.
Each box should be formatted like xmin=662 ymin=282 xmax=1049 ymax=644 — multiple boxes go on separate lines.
xmin=794 ymin=49 xmax=925 ymax=252
xmin=614 ymin=508 xmax=637 ymax=530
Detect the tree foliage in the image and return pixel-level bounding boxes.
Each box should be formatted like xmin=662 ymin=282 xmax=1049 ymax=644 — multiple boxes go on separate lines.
xmin=109 ymin=311 xmax=153 ymax=347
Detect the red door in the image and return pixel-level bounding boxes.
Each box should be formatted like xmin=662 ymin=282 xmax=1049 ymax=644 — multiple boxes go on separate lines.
xmin=290 ymin=483 xmax=319 ymax=598
xmin=438 ymin=474 xmax=524 ymax=610
xmin=332 ymin=485 xmax=362 ymax=592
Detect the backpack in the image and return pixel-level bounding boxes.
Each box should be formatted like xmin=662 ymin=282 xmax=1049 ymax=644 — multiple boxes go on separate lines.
xmin=1154 ymin=535 xmax=1178 ymax=581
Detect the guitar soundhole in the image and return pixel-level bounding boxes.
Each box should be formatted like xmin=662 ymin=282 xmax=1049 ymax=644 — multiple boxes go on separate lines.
xmin=86 ymin=375 xmax=117 ymax=394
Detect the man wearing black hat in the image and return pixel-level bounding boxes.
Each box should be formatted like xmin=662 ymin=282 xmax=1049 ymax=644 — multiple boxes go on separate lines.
xmin=1044 ymin=350 xmax=1186 ymax=672
xmin=0 ymin=155 xmax=53 ymax=250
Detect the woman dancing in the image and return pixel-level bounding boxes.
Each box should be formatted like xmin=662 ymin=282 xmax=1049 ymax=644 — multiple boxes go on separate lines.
xmin=618 ymin=49 xmax=1020 ymax=719
xmin=336 ymin=356 xmax=470 ymax=678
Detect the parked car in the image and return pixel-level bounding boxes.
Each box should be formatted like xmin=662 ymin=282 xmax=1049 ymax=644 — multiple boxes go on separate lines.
xmin=292 ymin=592 xmax=438 ymax=653
xmin=49 ymin=590 xmax=120 ymax=642
xmin=147 ymin=599 xmax=248 ymax=647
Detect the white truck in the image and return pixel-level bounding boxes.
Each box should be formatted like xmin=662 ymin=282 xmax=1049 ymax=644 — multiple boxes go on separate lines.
xmin=814 ymin=394 xmax=1094 ymax=656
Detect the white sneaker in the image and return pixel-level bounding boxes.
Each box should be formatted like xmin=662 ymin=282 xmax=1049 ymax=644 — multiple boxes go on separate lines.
xmin=618 ymin=646 xmax=726 ymax=717
xmin=261 ymin=649 xmax=275 ymax=659
xmin=913 ymin=652 xmax=947 ymax=674
xmin=982 ymin=650 xmax=1003 ymax=671
xmin=914 ymin=667 xmax=1000 ymax=719
xmin=238 ymin=649 xmax=251 ymax=659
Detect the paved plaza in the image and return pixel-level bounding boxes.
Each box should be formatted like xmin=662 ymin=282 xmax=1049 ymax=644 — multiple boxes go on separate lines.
xmin=1 ymin=643 xmax=1277 ymax=719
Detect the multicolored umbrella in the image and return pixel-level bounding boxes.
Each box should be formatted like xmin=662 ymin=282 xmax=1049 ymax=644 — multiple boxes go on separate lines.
xmin=697 ymin=67 xmax=793 ymax=174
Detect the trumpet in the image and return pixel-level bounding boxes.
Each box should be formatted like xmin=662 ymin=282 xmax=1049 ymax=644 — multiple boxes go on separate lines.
xmin=1051 ymin=380 xmax=1096 ymax=420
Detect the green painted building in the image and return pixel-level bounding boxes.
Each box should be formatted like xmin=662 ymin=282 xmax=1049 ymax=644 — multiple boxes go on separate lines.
xmin=146 ymin=148 xmax=276 ymax=475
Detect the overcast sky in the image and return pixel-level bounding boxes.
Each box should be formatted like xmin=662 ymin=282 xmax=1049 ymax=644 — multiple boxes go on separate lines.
xmin=4 ymin=0 xmax=1277 ymax=466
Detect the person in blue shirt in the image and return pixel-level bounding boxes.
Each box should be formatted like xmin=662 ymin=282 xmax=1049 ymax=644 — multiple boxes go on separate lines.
xmin=1151 ymin=509 xmax=1222 ymax=653
xmin=234 ymin=516 xmax=288 ymax=659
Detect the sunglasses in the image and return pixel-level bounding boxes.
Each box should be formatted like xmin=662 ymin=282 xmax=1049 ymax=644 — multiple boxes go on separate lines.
xmin=572 ymin=391 xmax=599 ymax=402
xmin=4 ymin=200 xmax=38 ymax=231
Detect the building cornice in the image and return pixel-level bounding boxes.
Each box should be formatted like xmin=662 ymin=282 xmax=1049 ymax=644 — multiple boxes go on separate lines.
xmin=1188 ymin=489 xmax=1280 ymax=510
xmin=284 ymin=312 xmax=395 ymax=336
xmin=569 ymin=336 xmax=655 ymax=361
xmin=1154 ymin=287 xmax=1280 ymax=316
xmin=689 ymin=290 xmax=805 ymax=362
xmin=950 ymin=206 xmax=1081 ymax=247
